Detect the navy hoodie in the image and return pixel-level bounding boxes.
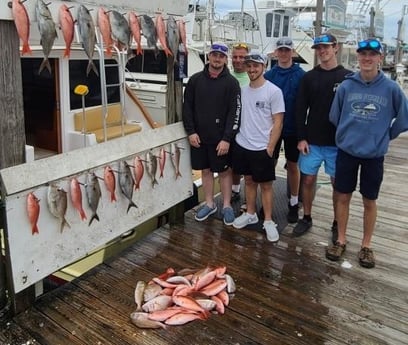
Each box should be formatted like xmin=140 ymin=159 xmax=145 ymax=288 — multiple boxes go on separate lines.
xmin=264 ymin=63 xmax=305 ymax=136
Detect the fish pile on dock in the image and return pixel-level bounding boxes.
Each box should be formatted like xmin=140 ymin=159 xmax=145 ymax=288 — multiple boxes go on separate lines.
xmin=130 ymin=265 xmax=236 ymax=329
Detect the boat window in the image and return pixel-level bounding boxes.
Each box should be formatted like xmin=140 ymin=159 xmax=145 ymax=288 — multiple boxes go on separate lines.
xmin=273 ymin=14 xmax=281 ymax=38
xmin=283 ymin=16 xmax=290 ymax=37
xmin=69 ymin=60 xmax=120 ymax=110
xmin=266 ymin=13 xmax=273 ymax=37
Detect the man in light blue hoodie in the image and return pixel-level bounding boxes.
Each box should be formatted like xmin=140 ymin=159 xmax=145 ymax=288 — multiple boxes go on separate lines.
xmin=327 ymin=38 xmax=408 ymax=268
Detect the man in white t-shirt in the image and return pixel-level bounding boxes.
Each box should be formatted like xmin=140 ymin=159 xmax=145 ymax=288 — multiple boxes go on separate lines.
xmin=231 ymin=53 xmax=285 ymax=242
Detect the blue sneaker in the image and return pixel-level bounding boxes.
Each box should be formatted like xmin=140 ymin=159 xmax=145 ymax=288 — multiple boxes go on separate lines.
xmin=195 ymin=204 xmax=217 ymax=221
xmin=223 ymin=207 xmax=235 ymax=226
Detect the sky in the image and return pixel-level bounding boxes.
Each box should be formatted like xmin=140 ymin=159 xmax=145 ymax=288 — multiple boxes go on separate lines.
xmin=212 ymin=0 xmax=407 ymax=45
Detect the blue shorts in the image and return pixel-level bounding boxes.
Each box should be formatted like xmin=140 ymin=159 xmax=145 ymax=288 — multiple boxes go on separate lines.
xmin=334 ymin=149 xmax=384 ymax=200
xmin=298 ymin=145 xmax=337 ymax=177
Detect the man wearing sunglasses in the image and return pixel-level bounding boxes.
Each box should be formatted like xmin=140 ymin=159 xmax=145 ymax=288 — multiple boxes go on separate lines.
xmin=327 ymin=38 xmax=408 ymax=268
xmin=264 ymin=37 xmax=306 ymax=224
xmin=232 ymin=53 xmax=285 ymax=242
xmin=294 ymin=33 xmax=352 ymax=240
xmin=183 ymin=42 xmax=241 ymax=226
xmin=231 ymin=43 xmax=250 ymax=203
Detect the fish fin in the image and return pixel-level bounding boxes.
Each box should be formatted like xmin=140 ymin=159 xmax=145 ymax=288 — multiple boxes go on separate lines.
xmin=32 ymin=225 xmax=39 ymax=235
xmin=80 ymin=209 xmax=87 ymax=221
xmin=86 ymin=61 xmax=99 ymax=77
xmin=39 ymin=58 xmax=52 ymax=75
xmin=88 ymin=213 xmax=100 ymax=226
xmin=127 ymin=201 xmax=138 ymax=213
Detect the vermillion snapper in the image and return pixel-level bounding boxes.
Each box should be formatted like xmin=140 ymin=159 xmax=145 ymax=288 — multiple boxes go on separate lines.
xmin=77 ymin=5 xmax=99 ymax=76
xmin=11 ymin=0 xmax=32 ymax=55
xmin=26 ymin=192 xmax=40 ymax=235
xmin=35 ymin=0 xmax=57 ymax=74
xmin=97 ymin=7 xmax=113 ymax=57
xmin=129 ymin=12 xmax=142 ymax=56
xmin=58 ymin=4 xmax=75 ymax=58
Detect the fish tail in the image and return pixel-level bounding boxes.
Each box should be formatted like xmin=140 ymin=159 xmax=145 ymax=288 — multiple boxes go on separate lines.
xmin=32 ymin=225 xmax=39 ymax=235
xmin=39 ymin=58 xmax=52 ymax=75
xmin=80 ymin=209 xmax=87 ymax=221
xmin=60 ymin=218 xmax=71 ymax=233
xmin=22 ymin=43 xmax=32 ymax=55
xmin=86 ymin=61 xmax=99 ymax=77
xmin=127 ymin=201 xmax=138 ymax=213
xmin=106 ymin=47 xmax=113 ymax=58
xmin=164 ymin=47 xmax=173 ymax=57
xmin=152 ymin=178 xmax=158 ymax=188
xmin=160 ymin=171 xmax=164 ymax=178
xmin=111 ymin=192 xmax=117 ymax=202
xmin=136 ymin=46 xmax=143 ymax=55
xmin=88 ymin=213 xmax=100 ymax=226
xmin=63 ymin=47 xmax=70 ymax=58
xmin=176 ymin=171 xmax=182 ymax=179
xmin=134 ymin=182 xmax=140 ymax=191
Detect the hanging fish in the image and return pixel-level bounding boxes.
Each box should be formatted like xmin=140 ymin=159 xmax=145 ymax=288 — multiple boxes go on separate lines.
xmin=85 ymin=172 xmax=101 ymax=226
xmin=58 ymin=4 xmax=74 ymax=58
xmin=170 ymin=143 xmax=182 ymax=179
xmin=133 ymin=155 xmax=144 ymax=190
xmin=167 ymin=15 xmax=179 ymax=59
xmin=104 ymin=165 xmax=117 ymax=202
xmin=118 ymin=161 xmax=138 ymax=213
xmin=155 ymin=14 xmax=172 ymax=57
xmin=178 ymin=18 xmax=188 ymax=54
xmin=70 ymin=177 xmax=87 ymax=221
xmin=97 ymin=7 xmax=113 ymax=57
xmin=140 ymin=14 xmax=159 ymax=57
xmin=145 ymin=151 xmax=158 ymax=188
xmin=11 ymin=0 xmax=32 ymax=55
xmin=129 ymin=11 xmax=142 ymax=56
xmin=77 ymin=5 xmax=99 ymax=76
xmin=36 ymin=0 xmax=58 ymax=74
xmin=26 ymin=192 xmax=40 ymax=235
xmin=47 ymin=184 xmax=70 ymax=232
xmin=158 ymin=147 xmax=166 ymax=178
xmin=110 ymin=10 xmax=131 ymax=51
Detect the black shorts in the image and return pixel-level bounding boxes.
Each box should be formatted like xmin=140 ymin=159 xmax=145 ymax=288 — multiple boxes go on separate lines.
xmin=232 ymin=143 xmax=276 ymax=183
xmin=273 ymin=135 xmax=299 ymax=162
xmin=334 ymin=149 xmax=384 ymax=200
xmin=190 ymin=144 xmax=231 ymax=173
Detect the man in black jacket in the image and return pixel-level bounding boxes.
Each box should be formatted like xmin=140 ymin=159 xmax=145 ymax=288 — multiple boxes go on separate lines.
xmin=183 ymin=42 xmax=241 ymax=225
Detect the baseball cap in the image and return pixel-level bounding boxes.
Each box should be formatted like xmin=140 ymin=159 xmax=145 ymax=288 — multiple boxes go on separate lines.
xmin=276 ymin=37 xmax=293 ymax=49
xmin=311 ymin=34 xmax=337 ymax=49
xmin=244 ymin=53 xmax=266 ymax=64
xmin=209 ymin=42 xmax=229 ymax=57
xmin=357 ymin=38 xmax=383 ymax=54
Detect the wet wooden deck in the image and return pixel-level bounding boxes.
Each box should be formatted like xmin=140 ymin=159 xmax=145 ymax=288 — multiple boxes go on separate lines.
xmin=1 ymin=134 xmax=408 ymax=345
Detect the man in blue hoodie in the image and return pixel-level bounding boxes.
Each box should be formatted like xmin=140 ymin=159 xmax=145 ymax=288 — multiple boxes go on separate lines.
xmin=264 ymin=37 xmax=305 ymax=223
xmin=327 ymin=38 xmax=408 ymax=268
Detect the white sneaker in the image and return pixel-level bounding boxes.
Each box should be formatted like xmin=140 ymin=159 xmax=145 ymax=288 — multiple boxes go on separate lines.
xmin=263 ymin=220 xmax=279 ymax=242
xmin=233 ymin=212 xmax=259 ymax=229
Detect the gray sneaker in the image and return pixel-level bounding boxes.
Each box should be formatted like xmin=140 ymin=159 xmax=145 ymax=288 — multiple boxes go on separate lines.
xmin=233 ymin=212 xmax=259 ymax=229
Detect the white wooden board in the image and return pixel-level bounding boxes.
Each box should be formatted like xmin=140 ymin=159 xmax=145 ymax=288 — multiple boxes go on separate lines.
xmin=0 ymin=123 xmax=193 ymax=293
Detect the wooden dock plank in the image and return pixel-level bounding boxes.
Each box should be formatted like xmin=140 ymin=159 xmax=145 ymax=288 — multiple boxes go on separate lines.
xmin=1 ymin=133 xmax=408 ymax=345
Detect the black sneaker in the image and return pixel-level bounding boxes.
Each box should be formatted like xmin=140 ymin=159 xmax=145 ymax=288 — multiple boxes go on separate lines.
xmin=287 ymin=203 xmax=299 ymax=223
xmin=231 ymin=191 xmax=240 ymax=202
xmin=331 ymin=221 xmax=338 ymax=244
xmin=293 ymin=218 xmax=312 ymax=237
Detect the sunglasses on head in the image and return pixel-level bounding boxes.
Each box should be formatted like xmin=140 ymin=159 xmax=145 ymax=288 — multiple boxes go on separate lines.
xmin=244 ymin=54 xmax=264 ymax=63
xmin=233 ymin=43 xmax=249 ymax=50
xmin=358 ymin=39 xmax=382 ymax=50
xmin=211 ymin=44 xmax=228 ymax=53
xmin=276 ymin=38 xmax=292 ymax=46
xmin=313 ymin=34 xmax=335 ymax=45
